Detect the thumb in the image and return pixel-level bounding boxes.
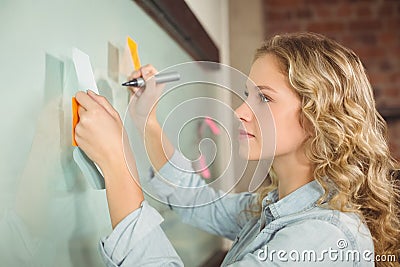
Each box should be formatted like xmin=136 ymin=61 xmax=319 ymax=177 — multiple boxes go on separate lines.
xmin=87 ymin=90 xmax=118 ymax=118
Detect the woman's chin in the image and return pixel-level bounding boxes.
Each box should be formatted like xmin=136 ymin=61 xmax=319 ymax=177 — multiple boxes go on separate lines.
xmin=238 ymin=147 xmax=260 ymax=161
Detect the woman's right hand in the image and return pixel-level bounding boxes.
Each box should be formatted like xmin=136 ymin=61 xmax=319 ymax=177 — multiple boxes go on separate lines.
xmin=127 ymin=64 xmax=165 ymax=130
xmin=127 ymin=64 xmax=175 ymax=170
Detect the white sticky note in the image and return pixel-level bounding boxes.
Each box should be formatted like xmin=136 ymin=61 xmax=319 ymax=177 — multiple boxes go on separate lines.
xmin=72 ymin=48 xmax=99 ymax=94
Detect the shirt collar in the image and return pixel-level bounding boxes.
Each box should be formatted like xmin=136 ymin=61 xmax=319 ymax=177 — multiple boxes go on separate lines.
xmin=262 ymin=180 xmax=325 ymax=220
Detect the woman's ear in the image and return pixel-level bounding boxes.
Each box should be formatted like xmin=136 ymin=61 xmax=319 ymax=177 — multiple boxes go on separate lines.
xmin=299 ymin=112 xmax=314 ymax=139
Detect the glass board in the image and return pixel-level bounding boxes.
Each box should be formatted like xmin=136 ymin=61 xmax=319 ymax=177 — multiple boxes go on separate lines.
xmin=0 ymin=0 xmax=221 ymax=266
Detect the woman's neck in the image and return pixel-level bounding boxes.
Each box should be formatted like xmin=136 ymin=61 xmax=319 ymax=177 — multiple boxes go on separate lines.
xmin=272 ymin=150 xmax=314 ymax=200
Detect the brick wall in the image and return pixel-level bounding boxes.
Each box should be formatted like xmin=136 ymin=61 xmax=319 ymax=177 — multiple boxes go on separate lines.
xmin=262 ymin=0 xmax=400 ymax=160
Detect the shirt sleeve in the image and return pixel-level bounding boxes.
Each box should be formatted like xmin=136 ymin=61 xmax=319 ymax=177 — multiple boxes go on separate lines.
xmin=141 ymin=150 xmax=258 ymax=240
xmin=99 ymin=200 xmax=183 ymax=267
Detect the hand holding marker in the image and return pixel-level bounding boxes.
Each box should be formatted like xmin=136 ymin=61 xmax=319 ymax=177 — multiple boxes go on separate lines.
xmin=122 ymin=71 xmax=181 ymax=87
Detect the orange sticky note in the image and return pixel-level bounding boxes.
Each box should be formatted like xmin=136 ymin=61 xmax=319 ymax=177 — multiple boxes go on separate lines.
xmin=127 ymin=37 xmax=141 ymax=70
xmin=72 ymin=97 xmax=79 ymax=146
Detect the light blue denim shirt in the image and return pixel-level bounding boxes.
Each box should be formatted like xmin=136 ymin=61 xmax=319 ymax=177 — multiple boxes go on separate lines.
xmin=99 ymin=151 xmax=374 ymax=266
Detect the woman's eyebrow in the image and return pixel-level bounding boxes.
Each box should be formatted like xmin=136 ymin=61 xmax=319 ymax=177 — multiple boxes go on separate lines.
xmin=257 ymin=85 xmax=278 ymax=93
xmin=244 ymin=83 xmax=278 ymax=93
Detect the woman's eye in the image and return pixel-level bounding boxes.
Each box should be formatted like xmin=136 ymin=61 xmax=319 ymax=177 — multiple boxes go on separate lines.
xmin=259 ymin=92 xmax=270 ymax=103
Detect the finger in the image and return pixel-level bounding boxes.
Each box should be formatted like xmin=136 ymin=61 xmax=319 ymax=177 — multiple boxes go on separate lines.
xmin=87 ymin=90 xmax=118 ymax=117
xmin=140 ymin=64 xmax=158 ymax=80
xmin=128 ymin=86 xmax=141 ymax=94
xmin=75 ymin=91 xmax=99 ymax=110
xmin=127 ymin=65 xmax=158 ymax=95
xmin=134 ymin=88 xmax=143 ymax=98
xmin=127 ymin=86 xmax=141 ymax=101
xmin=129 ymin=87 xmax=145 ymax=105
xmin=127 ymin=69 xmax=144 ymax=94
xmin=78 ymin=106 xmax=86 ymax=116
xmin=128 ymin=69 xmax=142 ymax=81
xmin=128 ymin=64 xmax=157 ymax=81
xmin=131 ymin=86 xmax=147 ymax=103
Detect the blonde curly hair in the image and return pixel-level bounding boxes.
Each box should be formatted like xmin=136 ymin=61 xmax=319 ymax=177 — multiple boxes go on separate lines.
xmin=254 ymin=32 xmax=400 ymax=265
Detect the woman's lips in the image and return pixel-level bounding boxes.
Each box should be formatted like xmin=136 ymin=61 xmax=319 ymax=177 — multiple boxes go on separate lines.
xmin=239 ymin=129 xmax=255 ymax=139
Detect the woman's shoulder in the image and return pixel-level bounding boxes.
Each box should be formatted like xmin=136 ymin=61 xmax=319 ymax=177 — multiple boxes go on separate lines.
xmin=278 ymin=206 xmax=374 ymax=253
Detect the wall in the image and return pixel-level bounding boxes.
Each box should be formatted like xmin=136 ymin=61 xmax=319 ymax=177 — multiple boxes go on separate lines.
xmin=228 ymin=0 xmax=265 ymax=74
xmin=262 ymin=0 xmax=400 ymax=160
xmin=185 ymin=0 xmax=230 ymax=65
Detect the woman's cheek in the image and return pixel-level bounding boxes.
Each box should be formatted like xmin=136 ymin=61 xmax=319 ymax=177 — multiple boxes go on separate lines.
xmin=274 ymin=121 xmax=294 ymax=156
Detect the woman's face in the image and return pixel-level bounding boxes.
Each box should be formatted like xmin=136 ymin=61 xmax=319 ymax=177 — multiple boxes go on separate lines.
xmin=235 ymin=53 xmax=308 ymax=161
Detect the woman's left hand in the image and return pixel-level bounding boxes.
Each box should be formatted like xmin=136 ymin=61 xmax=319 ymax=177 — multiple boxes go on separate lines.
xmin=74 ymin=90 xmax=125 ymax=171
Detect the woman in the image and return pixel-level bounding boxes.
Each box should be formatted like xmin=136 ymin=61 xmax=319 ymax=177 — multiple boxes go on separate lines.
xmin=74 ymin=32 xmax=400 ymax=266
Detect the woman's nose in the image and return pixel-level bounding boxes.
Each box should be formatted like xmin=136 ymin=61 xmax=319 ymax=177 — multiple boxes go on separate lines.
xmin=234 ymin=102 xmax=253 ymax=122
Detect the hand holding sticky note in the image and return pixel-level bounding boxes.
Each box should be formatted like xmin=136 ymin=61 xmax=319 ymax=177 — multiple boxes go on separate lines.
xmin=71 ymin=48 xmax=100 ymax=146
xmin=71 ymin=47 xmax=104 ymax=189
xmin=70 ymin=37 xmax=143 ymax=190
